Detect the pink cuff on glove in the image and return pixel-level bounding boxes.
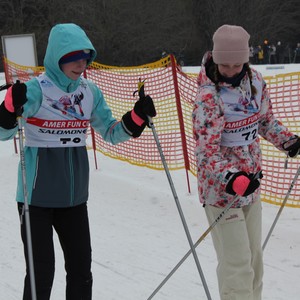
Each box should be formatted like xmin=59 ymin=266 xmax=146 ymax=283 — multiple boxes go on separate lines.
xmin=4 ymin=86 xmax=14 ymax=113
xmin=131 ymin=110 xmax=145 ymax=126
xmin=232 ymin=175 xmax=250 ymax=196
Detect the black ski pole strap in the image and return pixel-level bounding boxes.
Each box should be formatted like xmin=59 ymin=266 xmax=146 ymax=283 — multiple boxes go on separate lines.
xmin=0 ymin=83 xmax=12 ymax=91
xmin=133 ymin=78 xmax=146 ymax=98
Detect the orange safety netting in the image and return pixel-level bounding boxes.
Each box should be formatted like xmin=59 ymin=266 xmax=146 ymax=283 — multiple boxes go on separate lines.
xmin=3 ymin=56 xmax=300 ymax=207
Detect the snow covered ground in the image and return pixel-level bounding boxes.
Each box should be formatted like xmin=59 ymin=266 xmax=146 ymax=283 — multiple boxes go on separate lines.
xmin=0 ymin=67 xmax=300 ymax=299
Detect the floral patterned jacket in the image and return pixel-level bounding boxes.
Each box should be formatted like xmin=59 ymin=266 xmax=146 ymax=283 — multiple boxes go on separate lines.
xmin=193 ymin=52 xmax=294 ymax=207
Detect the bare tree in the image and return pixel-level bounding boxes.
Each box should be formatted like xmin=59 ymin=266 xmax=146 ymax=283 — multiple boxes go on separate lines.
xmin=193 ymin=0 xmax=300 ymax=60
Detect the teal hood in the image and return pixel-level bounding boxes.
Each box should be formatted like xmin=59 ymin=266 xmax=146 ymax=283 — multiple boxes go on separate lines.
xmin=43 ymin=23 xmax=97 ymax=92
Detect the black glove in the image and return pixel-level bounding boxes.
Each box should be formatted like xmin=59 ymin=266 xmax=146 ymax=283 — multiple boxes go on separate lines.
xmin=0 ymin=81 xmax=26 ymax=129
xmin=283 ymin=136 xmax=300 ymax=157
xmin=226 ymin=171 xmax=263 ymax=197
xmin=133 ymin=79 xmax=156 ymax=127
xmin=0 ymin=102 xmax=17 ymax=129
xmin=11 ymin=80 xmax=27 ymax=115
xmin=121 ymin=96 xmax=156 ymax=138
xmin=122 ymin=79 xmax=156 ymax=137
xmin=133 ymin=95 xmax=156 ymax=125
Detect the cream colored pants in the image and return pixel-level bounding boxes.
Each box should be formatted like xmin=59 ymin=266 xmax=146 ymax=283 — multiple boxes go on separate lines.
xmin=205 ymin=199 xmax=263 ymax=300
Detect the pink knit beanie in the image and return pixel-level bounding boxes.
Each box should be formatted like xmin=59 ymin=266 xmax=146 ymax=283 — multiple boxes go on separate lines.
xmin=212 ymin=25 xmax=250 ymax=64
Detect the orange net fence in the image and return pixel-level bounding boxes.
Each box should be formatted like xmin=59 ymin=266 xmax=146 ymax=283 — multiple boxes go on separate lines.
xmin=3 ymin=56 xmax=300 ymax=207
xmin=85 ymin=55 xmax=189 ymax=172
xmin=259 ymin=73 xmax=300 ymax=206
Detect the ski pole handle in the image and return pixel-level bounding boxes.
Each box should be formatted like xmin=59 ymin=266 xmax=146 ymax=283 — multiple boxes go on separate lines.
xmin=147 ymin=116 xmax=153 ymax=127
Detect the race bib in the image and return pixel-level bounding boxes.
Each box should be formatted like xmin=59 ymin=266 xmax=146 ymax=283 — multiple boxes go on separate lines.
xmin=25 ymin=74 xmax=93 ymax=148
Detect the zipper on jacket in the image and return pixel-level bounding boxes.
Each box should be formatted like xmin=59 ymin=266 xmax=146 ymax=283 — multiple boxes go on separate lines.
xmin=248 ymin=144 xmax=256 ymax=202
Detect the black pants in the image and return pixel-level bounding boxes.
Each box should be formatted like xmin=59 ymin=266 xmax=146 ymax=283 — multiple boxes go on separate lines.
xmin=18 ymin=202 xmax=93 ymax=300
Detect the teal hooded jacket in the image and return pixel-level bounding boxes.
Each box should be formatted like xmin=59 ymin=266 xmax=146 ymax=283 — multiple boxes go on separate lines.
xmin=0 ymin=23 xmax=131 ymax=207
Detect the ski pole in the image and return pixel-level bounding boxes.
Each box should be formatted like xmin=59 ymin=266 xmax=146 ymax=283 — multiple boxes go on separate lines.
xmin=147 ymin=116 xmax=212 ymax=300
xmin=262 ymin=165 xmax=300 ymax=250
xmin=147 ymin=196 xmax=237 ymax=300
xmin=0 ymin=82 xmax=36 ymax=297
xmin=16 ymin=87 xmax=37 ymax=300
xmin=147 ymin=170 xmax=262 ymax=300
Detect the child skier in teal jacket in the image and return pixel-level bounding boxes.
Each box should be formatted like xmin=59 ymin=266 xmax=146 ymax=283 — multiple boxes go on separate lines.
xmin=0 ymin=23 xmax=156 ymax=299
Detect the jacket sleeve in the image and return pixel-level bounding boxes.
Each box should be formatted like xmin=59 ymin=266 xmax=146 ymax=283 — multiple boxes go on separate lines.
xmin=88 ymin=82 xmax=131 ymax=145
xmin=258 ymin=78 xmax=295 ymax=151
